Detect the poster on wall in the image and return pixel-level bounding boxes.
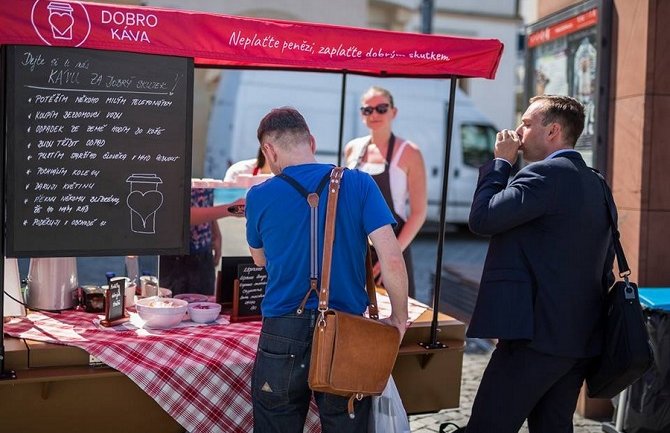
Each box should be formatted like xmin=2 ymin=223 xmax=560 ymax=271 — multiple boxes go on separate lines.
xmin=526 ymin=1 xmax=601 ymax=167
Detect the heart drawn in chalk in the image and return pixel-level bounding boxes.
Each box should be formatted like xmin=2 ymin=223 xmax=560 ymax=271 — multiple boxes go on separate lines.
xmin=127 ymin=190 xmax=164 ymax=227
xmin=48 ymin=12 xmax=74 ymax=36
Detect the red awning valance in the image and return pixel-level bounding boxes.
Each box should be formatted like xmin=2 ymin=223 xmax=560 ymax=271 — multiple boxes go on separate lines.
xmin=1 ymin=0 xmax=503 ymax=79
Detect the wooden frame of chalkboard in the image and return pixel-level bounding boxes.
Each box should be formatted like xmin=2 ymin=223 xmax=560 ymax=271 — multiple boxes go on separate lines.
xmin=100 ymin=277 xmax=129 ymax=327
xmin=231 ymin=263 xmax=266 ymax=323
xmin=218 ymin=256 xmax=265 ymax=322
xmin=3 ymin=45 xmax=193 ymax=257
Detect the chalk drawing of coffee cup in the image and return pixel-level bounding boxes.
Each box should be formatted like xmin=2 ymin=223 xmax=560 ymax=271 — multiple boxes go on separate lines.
xmin=47 ymin=2 xmax=75 ymax=40
xmin=126 ymin=174 xmax=164 ymax=234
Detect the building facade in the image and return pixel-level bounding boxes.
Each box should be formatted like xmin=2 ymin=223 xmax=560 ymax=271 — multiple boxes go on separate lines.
xmin=535 ymin=0 xmax=670 ymax=285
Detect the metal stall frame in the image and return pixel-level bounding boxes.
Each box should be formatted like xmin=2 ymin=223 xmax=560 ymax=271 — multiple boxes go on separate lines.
xmin=0 ymin=0 xmax=503 ymax=381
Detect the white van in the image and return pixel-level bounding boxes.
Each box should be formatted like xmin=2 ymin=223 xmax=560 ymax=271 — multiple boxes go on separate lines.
xmin=205 ymin=70 xmax=499 ymax=226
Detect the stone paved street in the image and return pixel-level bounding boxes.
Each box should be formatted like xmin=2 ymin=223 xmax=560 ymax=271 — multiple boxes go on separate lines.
xmin=407 ymin=350 xmax=605 ymax=433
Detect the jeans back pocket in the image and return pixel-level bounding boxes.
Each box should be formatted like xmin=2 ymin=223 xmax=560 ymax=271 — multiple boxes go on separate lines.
xmin=252 ymin=348 xmax=295 ymax=409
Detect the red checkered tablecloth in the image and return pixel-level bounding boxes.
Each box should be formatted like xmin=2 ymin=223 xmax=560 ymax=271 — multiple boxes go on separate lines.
xmin=4 ymin=310 xmax=321 ymax=433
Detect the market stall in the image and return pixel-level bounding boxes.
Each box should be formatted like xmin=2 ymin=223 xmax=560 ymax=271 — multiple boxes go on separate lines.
xmin=1 ymin=1 xmax=503 ymax=432
xmin=2 ymin=300 xmax=463 ymax=433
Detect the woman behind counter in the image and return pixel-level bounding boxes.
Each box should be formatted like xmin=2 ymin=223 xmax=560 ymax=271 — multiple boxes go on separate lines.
xmin=344 ymin=86 xmax=427 ymax=299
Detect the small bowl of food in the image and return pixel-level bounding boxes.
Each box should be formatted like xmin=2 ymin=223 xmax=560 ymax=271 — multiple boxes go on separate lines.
xmin=187 ymin=302 xmax=222 ymax=324
xmin=174 ymin=293 xmax=209 ymax=304
xmin=135 ymin=297 xmax=188 ymax=329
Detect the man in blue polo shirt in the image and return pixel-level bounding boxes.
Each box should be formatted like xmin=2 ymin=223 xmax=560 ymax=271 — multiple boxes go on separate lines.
xmin=246 ymin=107 xmax=408 ymax=433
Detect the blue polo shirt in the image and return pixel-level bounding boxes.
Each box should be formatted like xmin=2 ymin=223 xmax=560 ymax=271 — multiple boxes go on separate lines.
xmin=246 ymin=163 xmax=395 ymax=317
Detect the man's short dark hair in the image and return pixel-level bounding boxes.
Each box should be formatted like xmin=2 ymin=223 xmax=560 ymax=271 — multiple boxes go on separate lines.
xmin=529 ymin=95 xmax=585 ymax=147
xmin=257 ymin=107 xmax=311 ymax=146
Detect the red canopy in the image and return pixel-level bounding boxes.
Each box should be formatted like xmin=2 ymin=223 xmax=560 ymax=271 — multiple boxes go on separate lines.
xmin=1 ymin=0 xmax=503 ymax=79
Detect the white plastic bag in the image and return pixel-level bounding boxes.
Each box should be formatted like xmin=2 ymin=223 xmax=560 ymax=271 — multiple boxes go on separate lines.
xmin=368 ymin=376 xmax=411 ymax=433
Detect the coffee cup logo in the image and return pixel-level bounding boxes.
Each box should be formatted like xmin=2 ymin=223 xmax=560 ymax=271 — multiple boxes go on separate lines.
xmin=126 ymin=174 xmax=164 ymax=234
xmin=47 ymin=2 xmax=74 ymax=40
xmin=31 ymin=0 xmax=91 ymax=47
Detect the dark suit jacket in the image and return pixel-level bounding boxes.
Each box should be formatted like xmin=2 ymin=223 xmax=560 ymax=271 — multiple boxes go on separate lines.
xmin=467 ymin=152 xmax=615 ymax=358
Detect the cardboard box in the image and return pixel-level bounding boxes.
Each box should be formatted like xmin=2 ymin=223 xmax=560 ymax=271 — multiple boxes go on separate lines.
xmin=394 ymin=310 xmax=466 ymax=414
xmin=576 ymin=381 xmax=613 ymax=420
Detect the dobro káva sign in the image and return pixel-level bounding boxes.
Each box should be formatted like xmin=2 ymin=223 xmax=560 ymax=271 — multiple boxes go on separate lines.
xmin=30 ymin=0 xmax=163 ymax=47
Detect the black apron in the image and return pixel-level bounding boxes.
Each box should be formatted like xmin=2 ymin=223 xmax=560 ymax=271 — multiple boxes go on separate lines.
xmin=356 ymin=134 xmax=416 ymax=298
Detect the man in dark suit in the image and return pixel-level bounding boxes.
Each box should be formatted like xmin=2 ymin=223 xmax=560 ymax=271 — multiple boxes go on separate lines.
xmin=465 ymin=95 xmax=615 ymax=433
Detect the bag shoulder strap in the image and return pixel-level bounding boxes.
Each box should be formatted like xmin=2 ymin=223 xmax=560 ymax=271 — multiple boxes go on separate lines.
xmin=318 ymin=167 xmax=380 ymax=320
xmin=590 ymin=168 xmax=630 ymax=277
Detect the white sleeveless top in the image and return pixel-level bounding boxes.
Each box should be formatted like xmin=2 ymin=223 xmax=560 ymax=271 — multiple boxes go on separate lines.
xmin=345 ymin=135 xmax=410 ymax=221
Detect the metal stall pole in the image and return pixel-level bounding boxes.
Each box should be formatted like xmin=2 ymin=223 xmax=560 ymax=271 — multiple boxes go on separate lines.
xmin=0 ymin=253 xmax=11 ymax=379
xmin=0 ymin=47 xmax=16 ymax=379
xmin=421 ymin=0 xmax=434 ymax=34
xmin=420 ymin=76 xmax=458 ymax=349
xmin=336 ymin=72 xmax=347 ymax=167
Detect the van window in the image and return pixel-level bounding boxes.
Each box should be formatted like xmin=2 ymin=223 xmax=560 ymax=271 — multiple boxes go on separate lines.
xmin=461 ymin=124 xmax=496 ymax=168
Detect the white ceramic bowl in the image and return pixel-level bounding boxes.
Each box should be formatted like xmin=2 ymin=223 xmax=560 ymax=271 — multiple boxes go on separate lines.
xmin=187 ymin=302 xmax=222 ymax=324
xmin=135 ymin=297 xmax=188 ymax=329
xmin=174 ymin=293 xmax=208 ymax=303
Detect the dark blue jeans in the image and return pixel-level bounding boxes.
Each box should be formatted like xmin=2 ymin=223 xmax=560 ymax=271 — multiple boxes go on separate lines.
xmin=252 ymin=310 xmax=371 ymax=433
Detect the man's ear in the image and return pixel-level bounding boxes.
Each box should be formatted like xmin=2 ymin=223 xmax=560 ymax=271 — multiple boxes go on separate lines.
xmin=547 ymin=122 xmax=560 ymax=140
xmin=309 ymin=135 xmax=316 ymax=154
xmin=262 ymin=142 xmax=275 ymax=162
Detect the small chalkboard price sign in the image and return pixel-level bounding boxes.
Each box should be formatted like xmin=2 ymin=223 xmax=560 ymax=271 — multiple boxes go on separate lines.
xmin=101 ymin=276 xmax=129 ymax=326
xmin=231 ymin=264 xmax=267 ymax=323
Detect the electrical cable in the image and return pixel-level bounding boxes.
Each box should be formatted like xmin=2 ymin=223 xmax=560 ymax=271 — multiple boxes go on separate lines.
xmin=3 ymin=289 xmax=76 ymax=314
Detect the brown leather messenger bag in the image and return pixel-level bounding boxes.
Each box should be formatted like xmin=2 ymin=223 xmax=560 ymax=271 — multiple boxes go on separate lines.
xmin=281 ymin=167 xmax=401 ymax=418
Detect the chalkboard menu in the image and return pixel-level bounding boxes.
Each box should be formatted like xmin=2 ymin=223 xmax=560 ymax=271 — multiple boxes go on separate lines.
xmin=232 ymin=263 xmax=266 ymax=323
xmin=3 ymin=45 xmax=193 ymax=257
xmin=101 ymin=276 xmax=128 ymax=327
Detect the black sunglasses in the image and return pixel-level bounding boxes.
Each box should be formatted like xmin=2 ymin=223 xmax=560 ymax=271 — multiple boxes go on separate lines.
xmin=360 ymin=103 xmax=390 ymax=116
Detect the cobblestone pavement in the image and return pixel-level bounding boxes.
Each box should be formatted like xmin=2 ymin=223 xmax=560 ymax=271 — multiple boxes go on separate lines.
xmin=407 ymin=349 xmax=605 ymax=433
